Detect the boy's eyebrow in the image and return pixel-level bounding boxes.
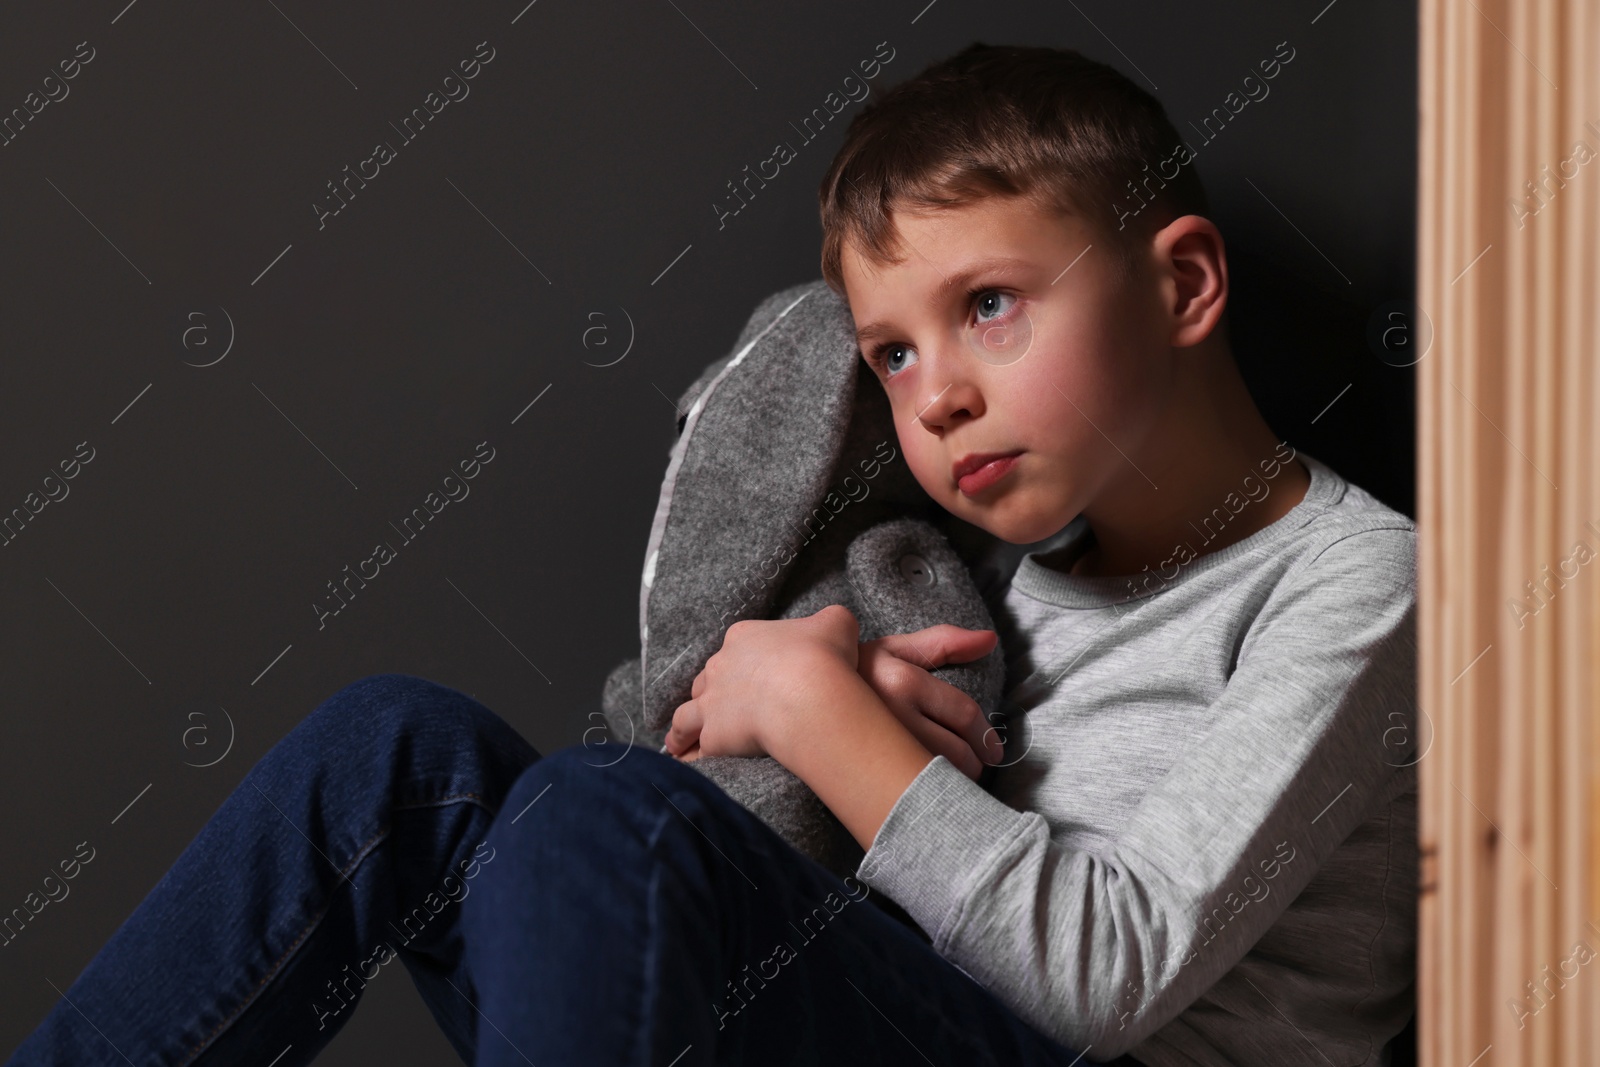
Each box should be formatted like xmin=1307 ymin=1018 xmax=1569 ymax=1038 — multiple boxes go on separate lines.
xmin=854 ymin=255 xmax=1036 ymax=346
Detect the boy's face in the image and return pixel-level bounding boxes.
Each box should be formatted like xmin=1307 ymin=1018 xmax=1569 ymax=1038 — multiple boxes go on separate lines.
xmin=840 ymin=194 xmax=1177 ymax=545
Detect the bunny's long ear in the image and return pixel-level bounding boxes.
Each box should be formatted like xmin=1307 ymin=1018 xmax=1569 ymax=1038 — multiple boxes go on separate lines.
xmin=637 ymin=279 xmax=862 ymax=734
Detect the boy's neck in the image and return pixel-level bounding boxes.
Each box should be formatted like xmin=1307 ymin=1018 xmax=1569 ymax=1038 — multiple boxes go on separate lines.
xmin=1060 ymin=340 xmax=1311 ymax=580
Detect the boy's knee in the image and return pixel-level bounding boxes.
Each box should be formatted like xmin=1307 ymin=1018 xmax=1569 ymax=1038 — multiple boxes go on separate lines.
xmin=319 ymin=671 xmax=456 ymax=714
xmin=295 ymin=672 xmax=520 ymax=769
xmin=308 ymin=672 xmax=453 ymax=735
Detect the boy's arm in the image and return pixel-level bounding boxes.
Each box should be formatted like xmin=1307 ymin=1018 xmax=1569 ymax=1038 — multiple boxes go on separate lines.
xmin=763 ymin=662 xmax=940 ymax=854
xmin=798 ymin=528 xmax=1416 ymax=1059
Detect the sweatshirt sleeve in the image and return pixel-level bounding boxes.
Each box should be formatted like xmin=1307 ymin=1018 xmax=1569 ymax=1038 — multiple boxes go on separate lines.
xmin=853 ymin=527 xmax=1417 ymax=1058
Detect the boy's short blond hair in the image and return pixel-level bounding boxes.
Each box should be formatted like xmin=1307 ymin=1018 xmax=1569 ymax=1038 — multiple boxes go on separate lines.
xmin=817 ymin=42 xmax=1211 ymax=293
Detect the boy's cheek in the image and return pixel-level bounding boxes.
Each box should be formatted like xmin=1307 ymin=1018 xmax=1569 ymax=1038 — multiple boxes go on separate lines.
xmin=903 ymin=448 xmax=951 ymax=502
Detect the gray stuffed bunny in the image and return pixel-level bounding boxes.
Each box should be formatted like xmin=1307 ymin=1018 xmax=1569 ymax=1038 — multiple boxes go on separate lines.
xmin=600 ymin=278 xmax=1011 ymax=885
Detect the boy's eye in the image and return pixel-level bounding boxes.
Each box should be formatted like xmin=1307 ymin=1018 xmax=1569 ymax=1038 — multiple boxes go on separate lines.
xmin=865 ymin=288 xmax=1016 ymax=379
xmin=873 ymin=343 xmax=919 ymax=378
xmin=974 ymin=289 xmax=1016 ymax=323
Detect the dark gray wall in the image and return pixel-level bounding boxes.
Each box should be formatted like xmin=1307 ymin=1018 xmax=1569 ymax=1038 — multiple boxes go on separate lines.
xmin=0 ymin=1 xmax=1415 ymax=1062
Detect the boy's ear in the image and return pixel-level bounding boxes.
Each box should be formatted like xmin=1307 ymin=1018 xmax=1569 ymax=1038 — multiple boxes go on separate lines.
xmin=1153 ymin=214 xmax=1228 ymax=349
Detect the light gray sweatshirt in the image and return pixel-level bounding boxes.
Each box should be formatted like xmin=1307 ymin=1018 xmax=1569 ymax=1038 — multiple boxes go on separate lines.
xmin=855 ymin=450 xmax=1418 ymax=1066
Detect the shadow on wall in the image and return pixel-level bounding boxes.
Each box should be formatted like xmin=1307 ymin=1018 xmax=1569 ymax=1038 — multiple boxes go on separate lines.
xmin=1226 ymin=243 xmax=1417 ymax=519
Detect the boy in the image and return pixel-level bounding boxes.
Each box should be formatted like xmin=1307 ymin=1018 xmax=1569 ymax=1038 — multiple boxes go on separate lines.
xmin=665 ymin=41 xmax=1417 ymax=1066
xmin=9 ymin=41 xmax=1413 ymax=1067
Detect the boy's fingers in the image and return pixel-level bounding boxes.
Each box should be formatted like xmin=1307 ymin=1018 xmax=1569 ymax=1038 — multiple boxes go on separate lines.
xmin=872 ymin=625 xmax=997 ymax=670
xmin=862 ymin=648 xmax=1002 ymax=769
xmin=808 ymin=604 xmax=861 ymax=654
xmin=665 ymin=699 xmax=702 ymax=756
xmin=910 ymin=671 xmax=1005 ymax=766
xmin=906 ymin=718 xmax=985 ymax=781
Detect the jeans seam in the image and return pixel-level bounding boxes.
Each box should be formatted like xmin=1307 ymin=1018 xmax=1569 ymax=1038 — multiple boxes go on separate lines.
xmin=177 ymin=793 xmax=492 ymax=1066
xmin=176 ymin=822 xmax=392 ymax=1066
xmin=393 ymin=790 xmax=495 ymax=813
xmin=634 ymin=805 xmax=678 ymax=1067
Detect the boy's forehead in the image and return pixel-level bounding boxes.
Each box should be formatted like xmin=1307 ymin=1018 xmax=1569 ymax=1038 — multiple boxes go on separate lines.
xmin=847 ymin=196 xmax=1089 ymax=274
xmin=840 ymin=196 xmax=1098 ymax=313
xmin=838 ymin=241 xmax=909 ymax=338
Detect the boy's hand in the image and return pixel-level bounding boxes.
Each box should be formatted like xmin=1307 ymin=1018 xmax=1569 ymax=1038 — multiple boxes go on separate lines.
xmin=664 ymin=604 xmax=862 ymax=763
xmin=856 ymin=625 xmax=1004 ymax=781
xmin=663 ymin=607 xmax=1005 ymax=785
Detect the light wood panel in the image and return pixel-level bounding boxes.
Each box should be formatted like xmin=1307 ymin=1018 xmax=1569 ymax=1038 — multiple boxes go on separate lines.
xmin=1417 ymin=0 xmax=1599 ymax=1063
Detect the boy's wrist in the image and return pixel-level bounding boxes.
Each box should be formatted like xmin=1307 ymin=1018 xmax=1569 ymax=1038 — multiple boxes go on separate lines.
xmin=762 ymin=660 xmax=938 ymax=853
xmin=762 ymin=649 xmax=876 ymax=762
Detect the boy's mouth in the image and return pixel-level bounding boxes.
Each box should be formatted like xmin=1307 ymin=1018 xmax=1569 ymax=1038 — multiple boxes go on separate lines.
xmin=953 ymin=450 xmax=1024 ymax=495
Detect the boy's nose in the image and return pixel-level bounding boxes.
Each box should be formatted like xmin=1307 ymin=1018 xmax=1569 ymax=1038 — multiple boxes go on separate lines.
xmin=912 ymin=364 xmax=983 ymax=431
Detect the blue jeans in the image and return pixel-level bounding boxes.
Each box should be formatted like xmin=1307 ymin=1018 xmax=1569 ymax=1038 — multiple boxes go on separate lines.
xmin=7 ymin=673 xmax=1107 ymax=1066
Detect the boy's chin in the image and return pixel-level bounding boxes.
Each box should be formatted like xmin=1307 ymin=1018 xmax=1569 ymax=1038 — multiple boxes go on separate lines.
xmin=940 ymin=502 xmax=1058 ymax=546
xmin=988 ymin=522 xmax=1059 ymax=546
